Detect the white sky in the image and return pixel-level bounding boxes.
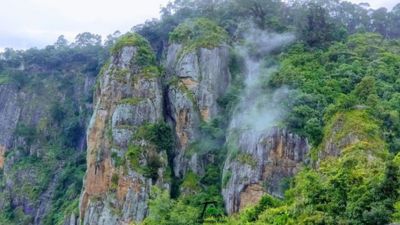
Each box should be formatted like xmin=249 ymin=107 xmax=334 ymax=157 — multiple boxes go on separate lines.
xmin=0 ymin=0 xmax=398 ymax=51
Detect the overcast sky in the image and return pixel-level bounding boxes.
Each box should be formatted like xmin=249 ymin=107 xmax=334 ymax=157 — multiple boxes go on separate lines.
xmin=0 ymin=0 xmax=398 ymax=51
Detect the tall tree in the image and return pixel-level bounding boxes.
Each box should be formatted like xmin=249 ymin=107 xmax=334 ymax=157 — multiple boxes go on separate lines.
xmin=301 ymin=3 xmax=336 ymax=47
xmin=72 ymin=32 xmax=102 ymax=47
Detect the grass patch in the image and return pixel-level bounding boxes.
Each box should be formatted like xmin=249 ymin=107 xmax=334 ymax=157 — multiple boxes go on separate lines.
xmin=237 ymin=153 xmax=257 ymax=168
xmin=119 ymin=97 xmax=143 ymax=105
xmin=0 ymin=74 xmax=10 ymax=85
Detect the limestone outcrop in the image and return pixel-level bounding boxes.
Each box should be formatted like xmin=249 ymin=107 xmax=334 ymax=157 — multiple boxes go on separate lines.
xmin=165 ymin=43 xmax=231 ymax=177
xmin=79 ymin=35 xmax=169 ymax=225
xmin=222 ymin=128 xmax=309 ymax=214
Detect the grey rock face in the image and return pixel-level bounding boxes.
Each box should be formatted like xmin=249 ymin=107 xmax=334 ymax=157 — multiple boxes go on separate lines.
xmin=0 ymin=84 xmax=20 ymax=150
xmin=63 ymin=213 xmax=78 ymax=225
xmin=80 ymin=46 xmax=167 ymax=225
xmin=0 ymin=64 xmax=95 ymax=224
xmin=165 ymin=44 xmax=231 ymax=177
xmin=222 ymin=127 xmax=309 ymax=214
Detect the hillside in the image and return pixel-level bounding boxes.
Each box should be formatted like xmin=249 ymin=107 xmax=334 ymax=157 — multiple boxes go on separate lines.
xmin=0 ymin=0 xmax=400 ymax=225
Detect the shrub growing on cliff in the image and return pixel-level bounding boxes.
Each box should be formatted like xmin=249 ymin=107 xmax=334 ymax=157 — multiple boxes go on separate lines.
xmin=14 ymin=123 xmax=37 ymax=145
xmin=111 ymin=33 xmax=156 ymax=67
xmin=135 ymin=122 xmax=174 ymax=153
xmin=126 ymin=122 xmax=173 ymax=180
xmin=169 ymin=18 xmax=228 ymax=51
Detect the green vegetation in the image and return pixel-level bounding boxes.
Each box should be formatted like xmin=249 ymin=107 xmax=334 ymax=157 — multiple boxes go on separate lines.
xmin=111 ymin=33 xmax=156 ymax=67
xmin=119 ymin=97 xmax=143 ymax=105
xmin=143 ymin=187 xmax=201 ymax=225
xmin=181 ymin=172 xmax=201 ymax=193
xmin=218 ymin=110 xmax=397 ymax=224
xmin=135 ymin=122 xmax=174 ymax=153
xmin=111 ymin=151 xmax=125 ymax=167
xmin=271 ymin=33 xmax=400 ymax=149
xmin=42 ymin=153 xmax=85 ymax=225
xmin=126 ymin=143 xmax=163 ymax=180
xmin=0 ymin=31 xmax=103 ymax=224
xmin=111 ymin=173 xmax=119 ymax=191
xmin=126 ymin=144 xmax=142 ymax=171
xmin=2 ymin=0 xmax=400 ymax=224
xmin=169 ymin=18 xmax=228 ymax=53
xmin=125 ymin=122 xmax=173 ymax=180
xmin=14 ymin=123 xmax=37 ymax=145
xmin=237 ymin=153 xmax=257 ymax=168
xmin=0 ymin=74 xmax=10 ymax=84
xmin=8 ymin=156 xmax=53 ymax=201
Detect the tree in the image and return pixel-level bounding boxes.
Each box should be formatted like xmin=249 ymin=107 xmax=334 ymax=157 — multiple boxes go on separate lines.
xmin=232 ymin=0 xmax=282 ymax=30
xmin=72 ymin=32 xmax=102 ymax=47
xmin=371 ymin=8 xmax=389 ymax=37
xmin=54 ymin=35 xmax=69 ymax=49
xmin=300 ymin=3 xmax=336 ymax=47
xmin=388 ymin=4 xmax=400 ymax=38
xmin=104 ymin=30 xmax=121 ymax=48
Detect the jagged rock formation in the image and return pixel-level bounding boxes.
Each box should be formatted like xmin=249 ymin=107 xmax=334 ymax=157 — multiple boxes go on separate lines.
xmin=165 ymin=43 xmax=231 ymax=177
xmin=79 ymin=35 xmax=169 ymax=225
xmin=0 ymin=68 xmax=95 ymax=224
xmin=0 ymin=84 xmax=20 ymax=167
xmin=222 ymin=128 xmax=309 ymax=214
xmin=0 ymin=29 xmax=310 ymax=223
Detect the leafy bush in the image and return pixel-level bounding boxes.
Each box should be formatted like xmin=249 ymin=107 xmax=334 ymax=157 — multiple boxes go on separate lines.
xmin=270 ymin=33 xmax=400 ymax=149
xmin=169 ymin=18 xmax=228 ymax=52
xmin=135 ymin=122 xmax=174 ymax=153
xmin=14 ymin=123 xmax=37 ymax=145
xmin=126 ymin=144 xmax=142 ymax=171
xmin=111 ymin=33 xmax=156 ymax=67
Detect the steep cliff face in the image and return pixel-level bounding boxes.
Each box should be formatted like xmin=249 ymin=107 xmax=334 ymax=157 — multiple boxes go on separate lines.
xmin=0 ymin=67 xmax=95 ymax=224
xmin=0 ymin=84 xmax=20 ymax=164
xmin=79 ymin=34 xmax=169 ymax=225
xmin=222 ymin=128 xmax=309 ymax=214
xmin=165 ymin=43 xmax=231 ymax=177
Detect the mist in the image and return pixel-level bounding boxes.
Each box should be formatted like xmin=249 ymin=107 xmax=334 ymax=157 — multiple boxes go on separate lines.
xmin=229 ymin=30 xmax=295 ymax=134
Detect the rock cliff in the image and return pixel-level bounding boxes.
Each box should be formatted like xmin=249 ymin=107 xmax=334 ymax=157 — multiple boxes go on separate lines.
xmin=0 ymin=63 xmax=95 ymax=224
xmin=165 ymin=43 xmax=231 ymax=177
xmin=222 ymin=128 xmax=309 ymax=214
xmin=79 ymin=34 xmax=169 ymax=225
xmin=0 ymin=24 xmax=311 ymax=224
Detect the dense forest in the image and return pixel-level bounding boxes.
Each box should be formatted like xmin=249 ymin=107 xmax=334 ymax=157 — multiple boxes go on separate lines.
xmin=1 ymin=0 xmax=400 ymax=224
